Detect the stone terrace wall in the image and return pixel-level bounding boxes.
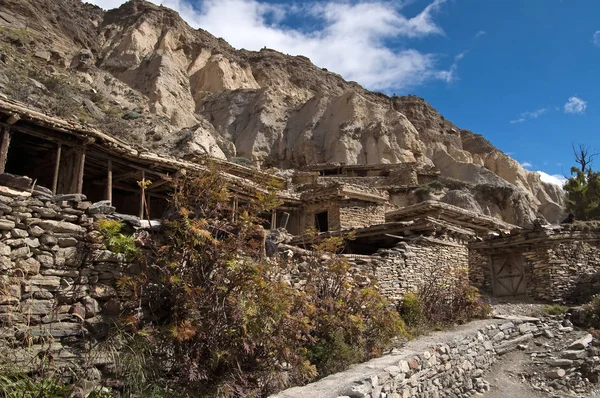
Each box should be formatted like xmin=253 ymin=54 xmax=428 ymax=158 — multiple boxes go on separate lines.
xmin=347 ymin=236 xmax=469 ymax=303
xmin=272 ymin=317 xmax=569 ymax=398
xmin=0 ymin=175 xmax=136 ymax=373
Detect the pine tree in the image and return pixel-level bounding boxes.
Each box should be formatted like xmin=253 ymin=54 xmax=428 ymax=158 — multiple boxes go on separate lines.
xmin=565 ymin=145 xmax=600 ymax=220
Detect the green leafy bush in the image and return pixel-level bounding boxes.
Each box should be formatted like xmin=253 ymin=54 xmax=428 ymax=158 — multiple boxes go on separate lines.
xmin=97 ymin=219 xmax=141 ymax=260
xmin=543 ymin=304 xmax=568 ymax=316
xmin=398 ymin=293 xmax=422 ymax=327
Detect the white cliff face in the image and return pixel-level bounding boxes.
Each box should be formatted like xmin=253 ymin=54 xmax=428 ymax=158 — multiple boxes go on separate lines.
xmin=0 ymin=0 xmax=565 ymax=225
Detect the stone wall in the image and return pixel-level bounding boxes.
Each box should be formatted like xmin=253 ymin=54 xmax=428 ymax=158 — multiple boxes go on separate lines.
xmin=470 ymin=230 xmax=600 ymax=304
xmin=0 ymin=175 xmax=136 ymax=374
xmin=347 ymin=235 xmax=470 ymax=303
xmin=300 ymin=202 xmax=341 ymax=232
xmin=272 ymin=317 xmax=569 ymax=398
xmin=339 ymin=201 xmax=386 ymax=229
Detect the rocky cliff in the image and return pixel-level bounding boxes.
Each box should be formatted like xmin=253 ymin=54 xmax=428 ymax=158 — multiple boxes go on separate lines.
xmin=0 ymin=0 xmax=564 ymax=225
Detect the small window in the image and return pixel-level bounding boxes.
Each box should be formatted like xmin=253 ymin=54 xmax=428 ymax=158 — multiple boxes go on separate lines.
xmin=315 ymin=211 xmax=328 ymax=232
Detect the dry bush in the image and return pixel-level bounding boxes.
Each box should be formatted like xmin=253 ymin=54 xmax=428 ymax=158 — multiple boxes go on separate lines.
xmin=399 ymin=265 xmax=491 ymax=330
xmin=109 ymin=169 xmax=405 ymax=397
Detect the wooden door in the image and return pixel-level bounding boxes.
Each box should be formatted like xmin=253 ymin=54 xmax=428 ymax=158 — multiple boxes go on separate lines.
xmin=491 ymin=254 xmax=527 ymax=297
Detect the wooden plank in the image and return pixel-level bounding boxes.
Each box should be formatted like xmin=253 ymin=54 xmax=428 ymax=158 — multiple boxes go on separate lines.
xmin=107 ymin=159 xmax=112 ymax=203
xmin=271 ymin=209 xmax=277 ymax=229
xmin=0 ymin=126 xmax=12 ymax=174
xmin=51 ymin=144 xmax=62 ymax=194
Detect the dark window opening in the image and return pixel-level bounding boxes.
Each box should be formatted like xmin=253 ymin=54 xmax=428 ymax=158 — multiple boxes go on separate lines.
xmin=315 ymin=211 xmax=328 ymax=232
xmin=346 ymin=237 xmax=400 ymax=255
xmin=4 ymin=131 xmax=60 ymax=191
xmin=320 ymin=168 xmax=341 ymax=176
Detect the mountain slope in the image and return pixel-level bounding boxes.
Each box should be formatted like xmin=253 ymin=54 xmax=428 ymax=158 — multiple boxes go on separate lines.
xmin=0 ymin=0 xmax=564 ymax=225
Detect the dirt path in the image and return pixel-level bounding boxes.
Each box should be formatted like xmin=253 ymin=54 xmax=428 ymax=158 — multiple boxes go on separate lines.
xmin=483 ymin=350 xmax=554 ymax=398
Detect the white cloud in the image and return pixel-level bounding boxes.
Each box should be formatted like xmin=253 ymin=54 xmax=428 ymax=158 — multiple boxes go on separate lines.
xmin=510 ymin=108 xmax=547 ymax=124
xmin=474 ymin=30 xmax=486 ymax=39
xmin=86 ymin=0 xmax=456 ymax=91
xmin=439 ymin=51 xmax=468 ymax=83
xmin=593 ymin=30 xmax=600 ymax=47
xmin=564 ymin=96 xmax=587 ymax=114
xmin=536 ymin=171 xmax=567 ymax=187
xmin=521 ymin=162 xmax=532 ymax=168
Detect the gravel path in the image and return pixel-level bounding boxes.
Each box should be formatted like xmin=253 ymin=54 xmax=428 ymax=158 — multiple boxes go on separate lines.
xmin=483 ymin=350 xmax=558 ymax=398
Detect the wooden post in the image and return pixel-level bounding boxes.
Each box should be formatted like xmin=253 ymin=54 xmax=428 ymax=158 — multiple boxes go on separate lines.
xmin=106 ymin=159 xmax=112 ymax=203
xmin=232 ymin=195 xmax=239 ymax=221
xmin=0 ymin=126 xmax=12 ymax=174
xmin=76 ymin=149 xmax=85 ymax=194
xmin=139 ymin=170 xmax=145 ymax=219
xmin=271 ymin=209 xmax=277 ymax=230
xmin=51 ymin=144 xmax=62 ymax=194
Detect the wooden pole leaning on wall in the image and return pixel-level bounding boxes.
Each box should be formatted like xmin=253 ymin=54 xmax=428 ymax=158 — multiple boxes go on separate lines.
xmin=271 ymin=209 xmax=277 ymax=230
xmin=51 ymin=143 xmax=62 ymax=194
xmin=139 ymin=170 xmax=145 ymax=219
xmin=231 ymin=195 xmax=239 ymax=222
xmin=0 ymin=126 xmax=12 ymax=174
xmin=106 ymin=159 xmax=113 ymax=203
xmin=76 ymin=149 xmax=86 ymax=194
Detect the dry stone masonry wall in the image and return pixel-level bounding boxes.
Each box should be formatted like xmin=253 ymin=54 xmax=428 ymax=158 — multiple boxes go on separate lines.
xmin=0 ymin=175 xmax=136 ymax=372
xmin=348 ymin=237 xmax=469 ymax=303
xmin=272 ymin=317 xmax=593 ymax=398
xmin=470 ymin=230 xmax=600 ymax=303
xmin=339 ymin=202 xmax=386 ymax=229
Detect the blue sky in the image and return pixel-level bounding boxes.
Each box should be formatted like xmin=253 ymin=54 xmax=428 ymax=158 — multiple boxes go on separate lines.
xmin=89 ymin=0 xmax=600 ymax=185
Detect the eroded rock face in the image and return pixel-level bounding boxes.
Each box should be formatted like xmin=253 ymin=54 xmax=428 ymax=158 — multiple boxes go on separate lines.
xmin=0 ymin=0 xmax=565 ymax=225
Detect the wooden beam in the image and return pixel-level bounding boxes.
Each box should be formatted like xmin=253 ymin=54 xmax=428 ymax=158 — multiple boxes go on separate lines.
xmin=51 ymin=144 xmax=62 ymax=194
xmin=92 ymin=170 xmax=139 ymax=186
xmin=0 ymin=126 xmax=12 ymax=174
xmin=110 ymin=182 xmax=170 ymax=200
xmin=8 ymin=124 xmax=84 ymax=147
xmin=76 ymin=149 xmax=85 ymax=194
xmin=107 ymin=159 xmax=112 ymax=203
xmin=89 ymin=150 xmax=170 ymax=181
xmin=6 ymin=114 xmax=20 ymax=125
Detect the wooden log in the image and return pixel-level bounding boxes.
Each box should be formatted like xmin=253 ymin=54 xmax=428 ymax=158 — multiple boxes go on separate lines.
xmin=0 ymin=126 xmax=12 ymax=174
xmin=6 ymin=114 xmax=20 ymax=125
xmin=271 ymin=209 xmax=277 ymax=230
xmin=107 ymin=159 xmax=112 ymax=203
xmin=51 ymin=144 xmax=62 ymax=194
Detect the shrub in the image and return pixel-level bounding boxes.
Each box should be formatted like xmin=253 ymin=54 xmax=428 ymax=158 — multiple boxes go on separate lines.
xmin=112 ymin=169 xmax=405 ymax=396
xmin=543 ymin=304 xmax=568 ymax=316
xmin=304 ymin=239 xmax=407 ymax=376
xmin=398 ymin=293 xmax=422 ymax=327
xmin=96 ymin=219 xmax=140 ymax=260
xmin=413 ymin=187 xmax=431 ymax=202
xmin=409 ymin=266 xmax=491 ymax=328
xmin=577 ymin=296 xmax=600 ymax=329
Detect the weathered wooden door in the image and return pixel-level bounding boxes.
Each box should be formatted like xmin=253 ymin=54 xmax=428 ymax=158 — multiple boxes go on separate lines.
xmin=491 ymin=254 xmax=527 ymax=297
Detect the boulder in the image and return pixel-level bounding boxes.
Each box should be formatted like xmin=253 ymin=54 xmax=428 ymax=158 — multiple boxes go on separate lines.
xmin=568 ymin=333 xmax=593 ymax=350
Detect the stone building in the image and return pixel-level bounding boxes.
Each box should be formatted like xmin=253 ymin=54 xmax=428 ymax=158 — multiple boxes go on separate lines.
xmin=3 ymin=95 xmax=594 ymax=310
xmin=470 ymin=223 xmax=600 ymax=303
